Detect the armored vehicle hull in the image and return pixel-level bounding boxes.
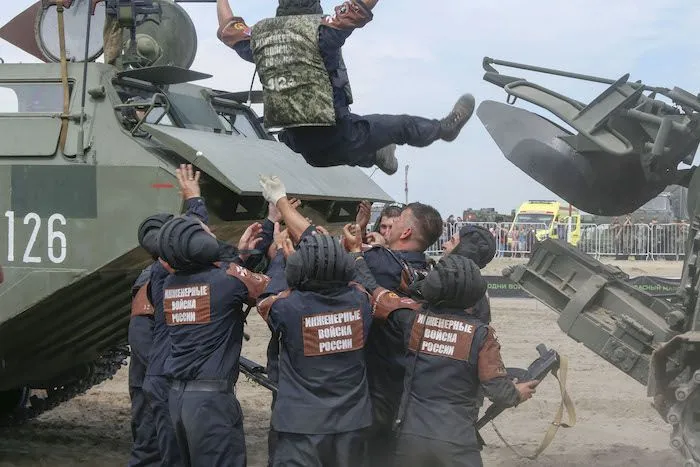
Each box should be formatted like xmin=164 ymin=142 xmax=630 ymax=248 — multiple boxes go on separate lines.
xmin=0 ymin=58 xmax=391 ymax=422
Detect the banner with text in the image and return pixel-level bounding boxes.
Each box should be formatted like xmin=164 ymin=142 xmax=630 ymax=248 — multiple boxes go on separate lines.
xmin=485 ymin=275 xmax=681 ymax=299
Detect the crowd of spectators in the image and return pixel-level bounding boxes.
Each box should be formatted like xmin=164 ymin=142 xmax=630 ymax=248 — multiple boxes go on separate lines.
xmin=437 ymin=214 xmax=691 ymax=260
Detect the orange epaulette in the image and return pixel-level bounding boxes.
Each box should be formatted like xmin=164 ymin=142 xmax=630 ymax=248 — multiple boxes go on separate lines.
xmin=225 ymin=263 xmax=271 ymax=302
xmin=371 ymin=287 xmax=422 ymax=321
xmin=131 ymin=281 xmax=154 ymax=318
xmin=256 ymin=289 xmax=292 ymax=322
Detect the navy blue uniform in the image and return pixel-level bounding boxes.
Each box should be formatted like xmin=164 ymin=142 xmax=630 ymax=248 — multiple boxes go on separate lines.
xmin=260 ymin=227 xmax=320 ymax=466
xmin=128 ymin=266 xmax=160 ymax=467
xmin=164 ymin=262 xmax=269 ymax=467
xmin=361 ymin=247 xmax=428 ymax=292
xmin=369 ymin=293 xmax=520 ymax=467
xmin=259 ymin=252 xmax=289 ymax=467
xmin=143 ymin=197 xmax=209 ymax=467
xmin=221 ymin=6 xmax=442 ymax=169
xmin=359 ymin=247 xmax=429 ymax=466
xmin=257 ymin=264 xmax=373 ymax=467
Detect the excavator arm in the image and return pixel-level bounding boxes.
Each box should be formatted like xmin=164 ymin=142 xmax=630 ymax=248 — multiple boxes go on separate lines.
xmin=479 ymin=57 xmax=700 ymax=465
xmin=504 ymin=238 xmax=700 ymax=465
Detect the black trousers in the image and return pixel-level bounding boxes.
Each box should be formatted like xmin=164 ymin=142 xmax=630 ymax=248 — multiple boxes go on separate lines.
xmin=273 ymin=430 xmax=368 ymax=467
xmin=279 ymin=113 xmax=442 ymax=168
xmin=267 ymin=390 xmax=278 ymax=467
xmin=128 ymin=386 xmax=161 ymax=467
xmin=393 ymin=433 xmax=483 ymax=467
xmin=143 ymin=375 xmax=183 ymax=467
xmin=169 ymin=385 xmax=246 ymax=467
xmin=267 ymin=332 xmax=280 ymax=467
xmin=128 ymin=317 xmax=160 ymax=467
xmin=366 ymin=393 xmax=398 ymax=467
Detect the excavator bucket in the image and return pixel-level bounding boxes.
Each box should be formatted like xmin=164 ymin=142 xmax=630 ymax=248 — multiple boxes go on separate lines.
xmin=477 ymin=100 xmax=669 ymax=216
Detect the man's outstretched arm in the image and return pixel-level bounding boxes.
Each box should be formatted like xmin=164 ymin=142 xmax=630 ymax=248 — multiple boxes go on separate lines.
xmin=216 ymin=0 xmax=235 ymax=27
xmin=277 ymin=197 xmax=313 ymax=244
xmin=216 ymin=0 xmax=254 ymax=62
xmin=259 ymin=175 xmax=319 ymax=244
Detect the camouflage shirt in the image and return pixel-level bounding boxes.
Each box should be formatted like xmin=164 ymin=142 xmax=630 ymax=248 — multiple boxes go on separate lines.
xmin=218 ymin=1 xmax=373 ymax=123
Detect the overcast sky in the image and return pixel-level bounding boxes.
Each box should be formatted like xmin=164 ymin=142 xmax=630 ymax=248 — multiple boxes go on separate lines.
xmin=2 ymin=0 xmax=700 ymax=217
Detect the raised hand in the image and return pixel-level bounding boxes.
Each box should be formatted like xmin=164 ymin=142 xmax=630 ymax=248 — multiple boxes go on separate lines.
xmin=275 ymin=228 xmax=295 ymax=259
xmin=366 ymin=232 xmax=387 ymax=247
xmin=176 ymin=164 xmax=201 ymax=200
xmin=238 ymin=222 xmax=263 ymax=261
xmin=342 ymin=223 xmax=363 ymax=253
xmin=268 ymin=197 xmax=300 ymax=223
xmin=259 ymin=175 xmax=287 ymax=205
xmin=355 ymin=200 xmax=372 ymax=231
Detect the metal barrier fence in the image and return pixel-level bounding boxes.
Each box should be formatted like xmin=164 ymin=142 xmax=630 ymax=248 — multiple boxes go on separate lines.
xmin=426 ymin=222 xmax=691 ymax=260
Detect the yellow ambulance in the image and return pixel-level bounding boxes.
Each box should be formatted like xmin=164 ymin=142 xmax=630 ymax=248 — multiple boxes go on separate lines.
xmin=509 ymin=200 xmax=581 ymax=246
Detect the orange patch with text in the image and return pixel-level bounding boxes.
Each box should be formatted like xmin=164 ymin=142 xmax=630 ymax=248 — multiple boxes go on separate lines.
xmin=226 ymin=263 xmax=270 ymax=300
xmin=163 ymin=284 xmax=211 ymax=325
xmin=302 ymin=309 xmax=364 ymax=357
xmin=409 ymin=313 xmax=476 ymax=361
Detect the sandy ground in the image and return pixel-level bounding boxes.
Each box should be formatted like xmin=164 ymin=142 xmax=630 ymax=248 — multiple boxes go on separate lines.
xmin=0 ymin=258 xmax=686 ymax=466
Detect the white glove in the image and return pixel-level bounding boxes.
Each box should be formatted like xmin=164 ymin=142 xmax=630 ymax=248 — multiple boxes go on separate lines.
xmin=259 ymin=174 xmax=287 ymax=205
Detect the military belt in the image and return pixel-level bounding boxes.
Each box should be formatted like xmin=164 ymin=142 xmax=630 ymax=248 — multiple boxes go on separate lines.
xmin=171 ymin=379 xmax=234 ymax=393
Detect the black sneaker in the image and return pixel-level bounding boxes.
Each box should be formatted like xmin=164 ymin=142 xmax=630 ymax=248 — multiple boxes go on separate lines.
xmin=375 ymin=144 xmax=398 ymax=175
xmin=440 ymin=94 xmax=476 ymax=142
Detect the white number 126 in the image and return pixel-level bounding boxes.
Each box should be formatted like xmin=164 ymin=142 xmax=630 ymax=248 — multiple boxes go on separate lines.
xmin=4 ymin=211 xmax=67 ymax=264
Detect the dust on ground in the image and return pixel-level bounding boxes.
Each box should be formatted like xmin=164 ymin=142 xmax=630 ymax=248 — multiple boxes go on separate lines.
xmin=0 ymin=259 xmax=685 ymax=466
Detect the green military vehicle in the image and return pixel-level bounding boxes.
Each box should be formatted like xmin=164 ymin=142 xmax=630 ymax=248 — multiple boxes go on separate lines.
xmin=0 ymin=0 xmax=391 ymax=424
xmin=478 ymin=57 xmax=700 ymax=465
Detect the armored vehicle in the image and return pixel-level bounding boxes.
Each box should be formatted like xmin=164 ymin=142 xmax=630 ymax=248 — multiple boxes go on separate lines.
xmin=0 ymin=0 xmax=391 ymax=424
xmin=477 ymin=57 xmax=700 ymax=465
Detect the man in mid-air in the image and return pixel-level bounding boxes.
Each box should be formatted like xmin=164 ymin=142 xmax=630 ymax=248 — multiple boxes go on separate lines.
xmin=216 ymin=0 xmax=475 ymax=175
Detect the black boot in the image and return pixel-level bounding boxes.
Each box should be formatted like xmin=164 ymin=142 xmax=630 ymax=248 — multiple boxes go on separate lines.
xmin=440 ymin=94 xmax=476 ymax=142
xmin=374 ymin=144 xmax=398 ymax=175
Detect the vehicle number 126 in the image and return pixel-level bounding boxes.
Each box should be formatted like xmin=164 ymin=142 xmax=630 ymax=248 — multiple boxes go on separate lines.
xmin=4 ymin=211 xmax=67 ymax=264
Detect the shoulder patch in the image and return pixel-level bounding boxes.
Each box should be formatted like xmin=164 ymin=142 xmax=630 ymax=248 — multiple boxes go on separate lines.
xmin=322 ymin=1 xmax=373 ymax=30
xmin=478 ymin=326 xmax=508 ymax=381
xmin=217 ymin=16 xmax=251 ymax=47
xmin=226 ymin=263 xmax=271 ymax=301
xmin=257 ymin=289 xmax=292 ymax=322
xmin=371 ymin=287 xmax=421 ymax=320
xmin=131 ymin=281 xmax=154 ymax=317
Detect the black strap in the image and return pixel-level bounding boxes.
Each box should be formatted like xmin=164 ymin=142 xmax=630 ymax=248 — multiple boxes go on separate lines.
xmin=238 ymin=249 xmax=263 ymax=255
xmin=384 ymin=247 xmax=426 ymax=291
